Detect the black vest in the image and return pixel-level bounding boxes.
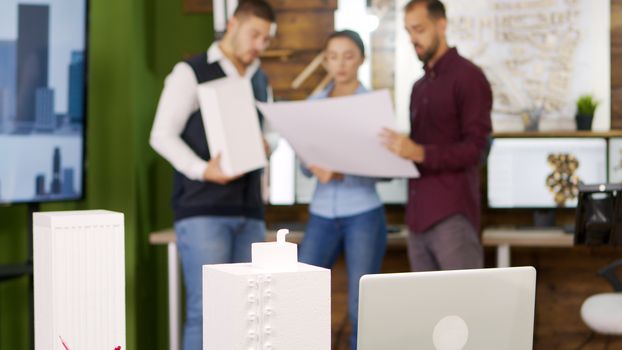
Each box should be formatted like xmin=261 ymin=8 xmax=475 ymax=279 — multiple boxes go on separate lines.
xmin=171 ymin=52 xmax=269 ymax=221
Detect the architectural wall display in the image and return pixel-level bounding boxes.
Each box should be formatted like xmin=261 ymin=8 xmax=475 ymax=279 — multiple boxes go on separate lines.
xmin=545 ymin=153 xmax=580 ymax=207
xmin=443 ymin=0 xmax=611 ymax=131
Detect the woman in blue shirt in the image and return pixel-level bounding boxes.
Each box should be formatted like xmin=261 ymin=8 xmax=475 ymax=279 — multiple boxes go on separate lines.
xmin=298 ymin=29 xmax=388 ymax=350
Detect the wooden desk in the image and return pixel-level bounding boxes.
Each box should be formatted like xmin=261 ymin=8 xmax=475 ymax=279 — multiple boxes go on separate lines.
xmin=482 ymin=227 xmax=574 ymax=267
xmin=149 ymin=229 xmax=180 ymax=350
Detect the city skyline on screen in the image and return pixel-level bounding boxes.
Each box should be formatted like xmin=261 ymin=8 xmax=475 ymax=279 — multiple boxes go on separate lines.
xmin=0 ymin=0 xmax=86 ymax=203
xmin=0 ymin=0 xmax=86 ymax=133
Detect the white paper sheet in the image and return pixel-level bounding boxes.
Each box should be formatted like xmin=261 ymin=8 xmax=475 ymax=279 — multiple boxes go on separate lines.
xmin=197 ymin=77 xmax=266 ymax=177
xmin=257 ymin=90 xmax=419 ymax=178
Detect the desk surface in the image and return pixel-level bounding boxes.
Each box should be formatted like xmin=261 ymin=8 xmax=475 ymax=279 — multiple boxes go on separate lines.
xmin=149 ymin=227 xmax=409 ymax=247
xmin=149 ymin=226 xmax=575 ymax=247
xmin=148 ymin=228 xmax=306 ymax=244
xmin=482 ymin=227 xmax=574 ymax=247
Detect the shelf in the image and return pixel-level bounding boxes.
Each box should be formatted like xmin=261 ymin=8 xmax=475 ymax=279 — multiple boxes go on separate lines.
xmin=493 ymin=130 xmax=622 ymax=138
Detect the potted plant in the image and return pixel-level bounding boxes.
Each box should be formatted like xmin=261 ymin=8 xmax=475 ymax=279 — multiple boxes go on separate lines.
xmin=576 ymin=95 xmax=599 ymax=131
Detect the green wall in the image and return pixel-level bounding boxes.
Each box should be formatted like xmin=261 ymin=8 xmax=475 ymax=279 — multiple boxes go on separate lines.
xmin=0 ymin=0 xmax=213 ymax=348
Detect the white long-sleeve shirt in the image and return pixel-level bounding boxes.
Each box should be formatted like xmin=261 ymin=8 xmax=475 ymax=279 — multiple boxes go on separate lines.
xmin=149 ymin=41 xmax=275 ymax=181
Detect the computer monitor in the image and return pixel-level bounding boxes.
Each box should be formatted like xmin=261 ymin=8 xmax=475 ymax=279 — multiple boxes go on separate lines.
xmin=487 ymin=138 xmax=607 ymax=208
xmin=0 ymin=0 xmax=88 ymax=204
xmin=357 ymin=267 xmax=536 ymax=350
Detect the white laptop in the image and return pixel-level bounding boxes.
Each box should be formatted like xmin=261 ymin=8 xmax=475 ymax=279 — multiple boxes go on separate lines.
xmin=357 ymin=267 xmax=536 ymax=350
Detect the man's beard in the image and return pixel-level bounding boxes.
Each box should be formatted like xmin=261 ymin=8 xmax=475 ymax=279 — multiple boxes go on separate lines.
xmin=416 ymin=35 xmax=440 ymax=65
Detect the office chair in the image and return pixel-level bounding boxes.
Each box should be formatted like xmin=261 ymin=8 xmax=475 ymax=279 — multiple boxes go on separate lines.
xmin=576 ymin=259 xmax=622 ymax=349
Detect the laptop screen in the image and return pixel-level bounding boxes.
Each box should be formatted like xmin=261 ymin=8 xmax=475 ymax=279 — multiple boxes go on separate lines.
xmin=357 ymin=267 xmax=536 ymax=350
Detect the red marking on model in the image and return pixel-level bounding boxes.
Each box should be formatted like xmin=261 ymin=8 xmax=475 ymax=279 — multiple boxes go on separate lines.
xmin=59 ymin=336 xmax=70 ymax=350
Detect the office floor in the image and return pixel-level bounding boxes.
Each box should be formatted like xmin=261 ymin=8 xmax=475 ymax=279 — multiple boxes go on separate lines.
xmin=328 ymin=245 xmax=622 ymax=350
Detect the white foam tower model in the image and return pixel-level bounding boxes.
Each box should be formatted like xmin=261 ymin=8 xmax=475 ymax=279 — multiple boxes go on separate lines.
xmin=203 ymin=229 xmax=330 ymax=350
xmin=33 ymin=210 xmax=126 ymax=350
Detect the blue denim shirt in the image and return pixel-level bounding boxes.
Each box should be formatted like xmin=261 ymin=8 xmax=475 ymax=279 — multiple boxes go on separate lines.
xmin=301 ymin=83 xmax=383 ymax=218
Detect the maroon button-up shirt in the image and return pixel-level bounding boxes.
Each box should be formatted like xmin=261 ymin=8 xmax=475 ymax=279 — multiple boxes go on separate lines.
xmin=407 ymin=48 xmax=492 ymax=234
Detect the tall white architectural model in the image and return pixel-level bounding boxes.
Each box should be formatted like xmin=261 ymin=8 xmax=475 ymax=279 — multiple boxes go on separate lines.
xmin=34 ymin=210 xmax=125 ymax=350
xmin=197 ymin=77 xmax=267 ymax=177
xmin=203 ymin=229 xmax=331 ymax=350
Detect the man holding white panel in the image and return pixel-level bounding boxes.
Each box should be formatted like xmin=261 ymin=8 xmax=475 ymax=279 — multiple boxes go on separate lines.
xmin=149 ymin=1 xmax=276 ymax=349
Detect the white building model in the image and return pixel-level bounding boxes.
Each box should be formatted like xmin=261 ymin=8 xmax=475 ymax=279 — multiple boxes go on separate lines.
xmin=203 ymin=229 xmax=331 ymax=350
xmin=34 ymin=210 xmax=125 ymax=350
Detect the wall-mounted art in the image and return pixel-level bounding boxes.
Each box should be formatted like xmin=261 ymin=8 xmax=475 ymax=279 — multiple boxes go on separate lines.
xmin=394 ymin=0 xmax=611 ymax=132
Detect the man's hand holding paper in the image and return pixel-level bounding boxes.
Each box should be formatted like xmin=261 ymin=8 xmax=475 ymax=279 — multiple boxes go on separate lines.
xmin=379 ymin=128 xmax=426 ymax=163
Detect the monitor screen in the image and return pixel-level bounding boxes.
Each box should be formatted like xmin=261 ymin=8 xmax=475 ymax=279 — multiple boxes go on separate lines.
xmin=487 ymin=138 xmax=607 ymax=209
xmin=0 ymin=0 xmax=87 ymax=204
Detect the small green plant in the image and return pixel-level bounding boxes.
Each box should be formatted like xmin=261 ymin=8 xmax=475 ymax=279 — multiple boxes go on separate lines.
xmin=576 ymin=95 xmax=599 ymax=116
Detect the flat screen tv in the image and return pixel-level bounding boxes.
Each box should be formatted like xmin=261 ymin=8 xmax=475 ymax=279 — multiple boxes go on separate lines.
xmin=0 ymin=0 xmax=87 ymax=204
xmin=487 ymin=138 xmax=608 ymax=209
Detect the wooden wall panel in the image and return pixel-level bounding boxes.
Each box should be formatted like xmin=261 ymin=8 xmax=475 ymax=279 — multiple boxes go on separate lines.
xmin=371 ymin=49 xmax=395 ymax=89
xmin=612 ymin=0 xmax=622 ymax=128
xmin=370 ymin=4 xmax=396 ymax=97
xmin=613 ymin=89 xmax=622 ymax=124
xmin=261 ymin=53 xmax=326 ymax=99
xmin=260 ymin=2 xmax=335 ymax=101
xmin=183 ymin=0 xmax=337 ymax=13
xmin=267 ymin=0 xmax=337 ymax=10
xmin=183 ymin=0 xmax=212 ymax=13
xmin=262 ymin=60 xmax=324 ymax=91
xmin=269 ymin=11 xmax=334 ymax=51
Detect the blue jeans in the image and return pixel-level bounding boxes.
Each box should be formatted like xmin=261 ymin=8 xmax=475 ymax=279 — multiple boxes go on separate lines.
xmin=175 ymin=215 xmax=265 ymax=350
xmin=298 ymin=206 xmax=387 ymax=350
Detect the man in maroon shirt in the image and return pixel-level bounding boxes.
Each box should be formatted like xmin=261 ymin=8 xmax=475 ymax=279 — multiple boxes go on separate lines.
xmin=381 ymin=0 xmax=492 ymax=271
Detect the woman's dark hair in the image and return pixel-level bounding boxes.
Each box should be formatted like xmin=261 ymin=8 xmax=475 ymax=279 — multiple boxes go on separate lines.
xmin=325 ymin=29 xmax=365 ymax=57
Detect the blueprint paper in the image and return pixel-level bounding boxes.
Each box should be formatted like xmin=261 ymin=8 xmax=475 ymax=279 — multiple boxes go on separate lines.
xmin=258 ymin=90 xmax=419 ymax=178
